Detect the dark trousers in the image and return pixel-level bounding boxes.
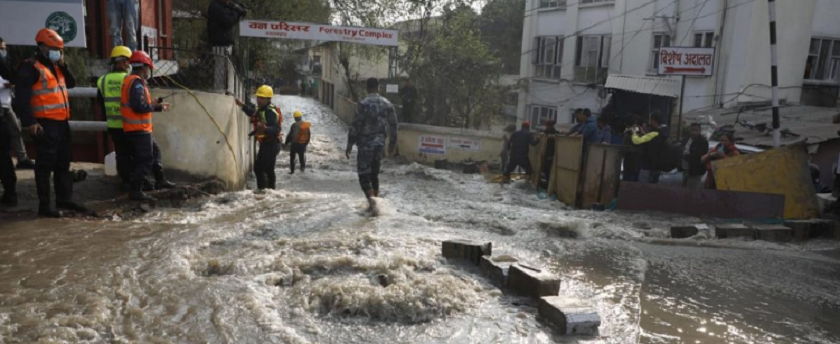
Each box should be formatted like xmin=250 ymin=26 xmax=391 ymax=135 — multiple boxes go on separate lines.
xmin=126 ymin=132 xmax=154 ymax=192
xmin=108 ymin=128 xmax=134 ymax=184
xmin=255 ymin=141 xmax=280 ymax=189
xmin=34 ymin=120 xmax=73 ymax=204
xmin=357 ymin=145 xmax=383 ymax=192
xmin=0 ymin=115 xmax=16 ymax=195
xmin=290 ymin=143 xmax=307 ymax=173
xmin=504 ymin=156 xmax=532 ymax=177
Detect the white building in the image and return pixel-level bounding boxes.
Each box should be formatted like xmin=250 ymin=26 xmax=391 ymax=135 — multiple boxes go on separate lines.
xmin=517 ymin=0 xmax=840 ymax=128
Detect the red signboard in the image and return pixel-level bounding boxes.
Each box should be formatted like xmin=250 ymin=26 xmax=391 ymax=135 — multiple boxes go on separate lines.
xmin=658 ymin=47 xmax=715 ymax=76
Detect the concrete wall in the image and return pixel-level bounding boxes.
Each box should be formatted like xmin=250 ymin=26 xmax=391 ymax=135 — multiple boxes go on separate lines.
xmin=335 ymin=96 xmax=357 ymax=124
xmin=397 ymin=124 xmax=504 ymax=165
xmin=150 ymin=89 xmax=254 ymax=190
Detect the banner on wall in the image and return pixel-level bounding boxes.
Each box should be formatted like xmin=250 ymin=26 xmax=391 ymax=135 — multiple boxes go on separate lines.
xmin=419 ymin=135 xmax=446 ymax=155
xmin=448 ymin=137 xmax=481 ymax=152
xmin=0 ymin=0 xmax=86 ymax=48
xmin=240 ymin=20 xmax=399 ymax=47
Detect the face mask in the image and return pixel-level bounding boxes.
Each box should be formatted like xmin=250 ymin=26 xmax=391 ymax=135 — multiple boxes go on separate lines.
xmin=48 ymin=50 xmax=61 ymax=63
xmin=0 ymin=50 xmax=6 ymax=59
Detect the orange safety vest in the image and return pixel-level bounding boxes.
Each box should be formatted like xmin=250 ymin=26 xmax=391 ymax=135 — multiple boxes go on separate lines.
xmin=296 ymin=121 xmax=311 ymax=144
xmin=30 ymin=60 xmax=70 ymax=121
xmin=119 ymin=75 xmax=153 ymax=133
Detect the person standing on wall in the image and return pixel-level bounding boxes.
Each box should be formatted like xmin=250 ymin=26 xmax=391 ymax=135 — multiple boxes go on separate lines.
xmin=97 ymin=46 xmax=134 ymax=191
xmin=121 ymin=50 xmax=174 ymax=201
xmin=285 ymin=111 xmax=310 ymax=174
xmin=346 ymin=78 xmax=398 ymax=211
xmin=1 ymin=37 xmax=36 ymax=171
xmin=207 ymin=0 xmax=246 ymax=92
xmin=14 ymin=29 xmax=89 ymax=217
xmin=107 ymin=0 xmax=139 ymax=51
xmin=232 ymin=85 xmax=282 ymax=190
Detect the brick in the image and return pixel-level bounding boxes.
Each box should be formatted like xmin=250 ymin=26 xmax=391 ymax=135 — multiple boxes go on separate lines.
xmin=508 ymin=264 xmax=560 ymax=298
xmin=442 ymin=240 xmax=492 ymax=265
xmin=479 ymin=255 xmax=517 ymax=287
xmin=784 ymin=219 xmax=837 ymax=239
xmin=538 ymin=296 xmax=601 ymax=335
xmin=670 ymin=224 xmax=707 ymax=239
xmin=754 ymin=225 xmax=794 ymax=242
xmin=715 ymin=224 xmax=754 ymax=239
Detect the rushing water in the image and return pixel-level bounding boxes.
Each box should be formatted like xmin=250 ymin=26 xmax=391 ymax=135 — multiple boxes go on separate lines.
xmin=2 ymin=96 xmax=840 ymax=344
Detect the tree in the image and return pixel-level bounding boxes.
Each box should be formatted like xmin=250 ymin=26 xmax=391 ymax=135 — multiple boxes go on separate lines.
xmin=479 ymin=0 xmax=525 ymax=75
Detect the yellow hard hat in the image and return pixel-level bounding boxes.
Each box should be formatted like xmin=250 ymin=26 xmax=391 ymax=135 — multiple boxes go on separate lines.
xmin=255 ymin=85 xmax=274 ymax=98
xmin=293 ymin=111 xmax=302 ymax=118
xmin=110 ymin=46 xmax=132 ymax=59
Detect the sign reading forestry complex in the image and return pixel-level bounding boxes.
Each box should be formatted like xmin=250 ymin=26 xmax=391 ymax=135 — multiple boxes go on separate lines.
xmin=657 ymin=47 xmax=715 ymax=76
xmin=240 ymin=20 xmax=399 ymax=47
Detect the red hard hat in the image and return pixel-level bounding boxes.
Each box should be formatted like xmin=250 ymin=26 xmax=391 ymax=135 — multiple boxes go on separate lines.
xmin=522 ymin=121 xmax=531 ymax=128
xmin=129 ymin=50 xmax=154 ymax=70
xmin=35 ymin=28 xmax=64 ymax=49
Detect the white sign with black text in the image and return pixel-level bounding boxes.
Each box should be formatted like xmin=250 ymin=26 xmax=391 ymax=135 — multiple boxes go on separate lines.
xmin=658 ymin=47 xmax=715 ymax=76
xmin=448 ymin=137 xmax=481 ymax=152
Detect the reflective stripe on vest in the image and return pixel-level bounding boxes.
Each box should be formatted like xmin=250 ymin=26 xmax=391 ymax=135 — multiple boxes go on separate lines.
xmin=296 ymin=121 xmax=311 ymax=144
xmin=30 ymin=61 xmax=70 ymax=121
xmin=253 ymin=105 xmax=281 ymax=143
xmin=119 ymin=75 xmax=153 ymax=133
xmin=98 ymin=72 xmax=128 ymax=128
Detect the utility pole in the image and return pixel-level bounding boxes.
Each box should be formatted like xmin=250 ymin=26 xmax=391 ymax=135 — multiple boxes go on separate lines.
xmin=767 ymin=0 xmax=781 ymax=148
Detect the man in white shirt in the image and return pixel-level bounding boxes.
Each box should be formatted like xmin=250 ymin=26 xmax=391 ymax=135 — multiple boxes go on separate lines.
xmin=0 ymin=37 xmax=35 ymax=170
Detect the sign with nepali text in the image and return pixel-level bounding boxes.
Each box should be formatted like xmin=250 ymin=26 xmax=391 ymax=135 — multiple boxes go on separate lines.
xmin=419 ymin=135 xmax=446 ymax=155
xmin=448 ymin=137 xmax=481 ymax=152
xmin=658 ymin=47 xmax=715 ymax=76
xmin=240 ymin=20 xmax=399 ymax=47
xmin=0 ymin=0 xmax=86 ymax=48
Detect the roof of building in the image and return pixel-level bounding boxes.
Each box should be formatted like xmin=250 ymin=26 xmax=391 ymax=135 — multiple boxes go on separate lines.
xmin=605 ymin=74 xmax=681 ymax=98
xmin=683 ymin=105 xmax=840 ymax=147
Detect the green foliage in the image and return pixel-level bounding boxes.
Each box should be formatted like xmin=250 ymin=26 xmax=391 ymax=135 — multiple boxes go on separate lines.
xmin=479 ymin=0 xmax=525 ymax=75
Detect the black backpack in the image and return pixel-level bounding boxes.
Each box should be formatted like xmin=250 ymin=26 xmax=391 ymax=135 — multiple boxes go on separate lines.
xmin=657 ymin=140 xmax=683 ymax=172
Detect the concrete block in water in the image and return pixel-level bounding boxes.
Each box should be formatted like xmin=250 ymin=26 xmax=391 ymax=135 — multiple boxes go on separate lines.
xmin=479 ymin=255 xmax=517 ymax=287
xmin=508 ymin=264 xmax=560 ymax=298
xmin=670 ymin=224 xmax=706 ymax=239
xmin=784 ymin=219 xmax=837 ymax=240
xmin=538 ymin=296 xmax=601 ymax=335
xmin=754 ymin=225 xmax=794 ymax=242
xmin=442 ymin=240 xmax=492 ymax=265
xmin=715 ymin=224 xmax=754 ymax=239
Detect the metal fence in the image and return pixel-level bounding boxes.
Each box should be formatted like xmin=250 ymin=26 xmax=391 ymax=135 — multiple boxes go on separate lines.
xmin=145 ymin=47 xmax=247 ymax=100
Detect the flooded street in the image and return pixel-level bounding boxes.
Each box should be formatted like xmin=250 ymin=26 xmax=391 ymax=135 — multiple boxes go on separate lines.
xmin=2 ymin=96 xmax=840 ymax=344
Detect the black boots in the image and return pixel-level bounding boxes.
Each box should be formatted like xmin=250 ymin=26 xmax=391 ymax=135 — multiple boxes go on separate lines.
xmin=56 ymin=201 xmax=90 ymax=213
xmin=38 ymin=201 xmax=63 ymax=218
xmin=153 ymin=167 xmax=175 ymax=189
xmin=130 ymin=179 xmax=157 ymax=201
xmin=0 ymin=191 xmax=17 ymax=207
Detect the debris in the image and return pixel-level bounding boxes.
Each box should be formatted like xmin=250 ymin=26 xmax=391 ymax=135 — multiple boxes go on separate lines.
xmin=670 ymin=224 xmax=707 ymax=239
xmin=434 ymin=159 xmax=449 ymax=170
xmin=754 ymin=225 xmax=794 ymax=242
xmin=463 ymin=162 xmax=479 ymax=174
xmin=139 ymin=204 xmax=152 ymax=213
xmin=507 ymin=264 xmax=560 ymax=298
xmin=480 ymin=255 xmax=515 ymax=287
xmin=715 ymin=224 xmax=754 ymax=239
xmin=538 ymin=296 xmax=601 ymax=335
xmin=442 ymin=240 xmax=492 ymax=265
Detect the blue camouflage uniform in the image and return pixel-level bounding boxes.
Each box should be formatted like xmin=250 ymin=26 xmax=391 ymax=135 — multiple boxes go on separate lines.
xmin=347 ymin=93 xmax=398 ymax=193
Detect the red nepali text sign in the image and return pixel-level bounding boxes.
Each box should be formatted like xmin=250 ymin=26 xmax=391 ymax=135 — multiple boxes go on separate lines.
xmin=658 ymin=47 xmax=715 ymax=76
xmin=240 ymin=20 xmax=399 ymax=47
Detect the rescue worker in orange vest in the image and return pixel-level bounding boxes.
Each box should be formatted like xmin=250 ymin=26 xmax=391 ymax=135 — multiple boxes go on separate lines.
xmin=13 ymin=28 xmax=87 ymax=217
xmin=121 ymin=50 xmax=173 ymax=201
xmin=285 ymin=111 xmax=310 ymax=174
xmin=232 ymin=86 xmax=281 ymax=190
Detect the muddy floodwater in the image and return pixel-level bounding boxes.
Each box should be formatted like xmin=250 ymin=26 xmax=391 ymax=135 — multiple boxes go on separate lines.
xmin=2 ymin=96 xmax=840 ymax=344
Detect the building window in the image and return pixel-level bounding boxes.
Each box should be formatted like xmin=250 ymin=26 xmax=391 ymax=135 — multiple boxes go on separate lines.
xmin=539 ymin=0 xmax=566 ymax=8
xmin=575 ymin=35 xmax=611 ymax=84
xmin=805 ymin=38 xmax=840 ymax=82
xmin=694 ymin=31 xmax=714 ymax=48
xmin=650 ymin=33 xmax=671 ymax=73
xmin=529 ymin=105 xmax=558 ymax=126
xmin=533 ymin=36 xmax=563 ymax=79
xmin=581 ymin=0 xmax=614 ymax=4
